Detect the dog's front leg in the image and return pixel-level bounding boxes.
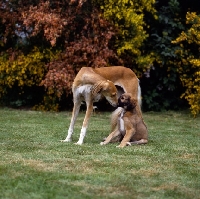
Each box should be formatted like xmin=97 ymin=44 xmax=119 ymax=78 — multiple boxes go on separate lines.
xmin=100 ymin=129 xmax=121 ymax=145
xmin=117 ymin=128 xmax=135 ymax=148
xmin=76 ymin=101 xmax=93 ymax=145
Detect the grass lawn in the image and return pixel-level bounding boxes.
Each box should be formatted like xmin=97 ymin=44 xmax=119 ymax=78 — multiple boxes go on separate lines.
xmin=0 ymin=108 xmax=199 ymax=199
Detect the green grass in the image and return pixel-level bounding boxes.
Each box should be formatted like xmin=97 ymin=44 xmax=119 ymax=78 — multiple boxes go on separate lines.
xmin=0 ymin=108 xmax=199 ymax=199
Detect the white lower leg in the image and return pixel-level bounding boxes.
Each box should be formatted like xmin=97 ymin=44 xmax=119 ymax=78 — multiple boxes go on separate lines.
xmin=76 ymin=127 xmax=87 ymax=145
xmin=61 ymin=127 xmax=73 ymax=142
xmin=62 ymin=101 xmax=81 ymax=142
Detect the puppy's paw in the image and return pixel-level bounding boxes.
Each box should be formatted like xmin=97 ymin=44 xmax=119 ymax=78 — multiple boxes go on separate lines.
xmin=116 ymin=145 xmax=125 ymax=148
xmin=100 ymin=142 xmax=106 ymax=145
xmin=126 ymin=142 xmax=131 ymax=146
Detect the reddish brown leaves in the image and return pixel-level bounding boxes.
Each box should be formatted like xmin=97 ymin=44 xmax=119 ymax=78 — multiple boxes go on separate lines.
xmin=41 ymin=61 xmax=75 ymax=98
xmin=1 ymin=0 xmax=122 ymax=100
xmin=22 ymin=1 xmax=69 ymax=46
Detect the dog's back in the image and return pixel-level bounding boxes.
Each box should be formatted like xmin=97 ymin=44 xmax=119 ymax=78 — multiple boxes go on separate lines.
xmin=94 ymin=66 xmax=141 ymax=106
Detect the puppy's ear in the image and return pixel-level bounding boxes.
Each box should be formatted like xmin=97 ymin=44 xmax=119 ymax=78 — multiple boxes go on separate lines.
xmin=130 ymin=97 xmax=137 ymax=109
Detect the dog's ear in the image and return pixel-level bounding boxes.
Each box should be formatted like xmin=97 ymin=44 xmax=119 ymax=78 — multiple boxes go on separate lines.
xmin=91 ymin=81 xmax=105 ymax=96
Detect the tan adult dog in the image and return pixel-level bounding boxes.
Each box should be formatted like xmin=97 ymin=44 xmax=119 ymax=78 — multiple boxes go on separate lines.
xmin=101 ymin=93 xmax=148 ymax=148
xmin=62 ymin=66 xmax=141 ymax=145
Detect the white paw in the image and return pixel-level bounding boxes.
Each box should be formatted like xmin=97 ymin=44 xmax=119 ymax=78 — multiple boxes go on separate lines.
xmin=100 ymin=142 xmax=105 ymax=145
xmin=60 ymin=138 xmax=71 ymax=142
xmin=75 ymin=141 xmax=83 ymax=145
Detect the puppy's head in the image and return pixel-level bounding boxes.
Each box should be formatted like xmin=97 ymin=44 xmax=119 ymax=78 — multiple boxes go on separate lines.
xmin=118 ymin=93 xmax=137 ymax=111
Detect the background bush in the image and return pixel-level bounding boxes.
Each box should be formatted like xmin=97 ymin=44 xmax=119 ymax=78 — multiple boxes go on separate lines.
xmin=172 ymin=12 xmax=200 ymax=116
xmin=0 ymin=47 xmax=57 ymax=109
xmin=0 ymin=0 xmax=199 ymax=116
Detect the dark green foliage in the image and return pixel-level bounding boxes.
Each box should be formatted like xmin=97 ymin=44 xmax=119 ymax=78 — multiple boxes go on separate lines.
xmin=140 ymin=0 xmax=187 ymax=111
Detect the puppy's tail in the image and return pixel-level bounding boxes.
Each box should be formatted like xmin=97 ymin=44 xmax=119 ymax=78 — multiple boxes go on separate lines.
xmin=110 ymin=107 xmax=124 ymax=132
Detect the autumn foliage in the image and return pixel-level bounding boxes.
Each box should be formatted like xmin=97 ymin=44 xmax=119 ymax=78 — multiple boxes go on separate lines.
xmin=22 ymin=1 xmax=122 ymax=101
xmin=0 ymin=0 xmax=122 ymax=110
xmin=0 ymin=0 xmax=200 ymax=115
xmin=22 ymin=2 xmax=68 ymax=47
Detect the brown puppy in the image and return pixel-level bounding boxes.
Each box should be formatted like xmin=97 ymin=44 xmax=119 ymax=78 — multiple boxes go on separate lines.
xmin=101 ymin=93 xmax=148 ymax=148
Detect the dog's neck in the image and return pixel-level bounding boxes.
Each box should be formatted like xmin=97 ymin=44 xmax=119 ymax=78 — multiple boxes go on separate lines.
xmin=120 ymin=109 xmax=126 ymax=117
xmin=119 ymin=109 xmax=125 ymax=133
xmin=123 ymin=106 xmax=135 ymax=113
xmin=124 ymin=105 xmax=142 ymax=118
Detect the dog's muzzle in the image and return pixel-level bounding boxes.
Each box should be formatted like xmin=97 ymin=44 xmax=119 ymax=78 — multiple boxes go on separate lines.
xmin=111 ymin=102 xmax=118 ymax=107
xmin=107 ymin=100 xmax=117 ymax=107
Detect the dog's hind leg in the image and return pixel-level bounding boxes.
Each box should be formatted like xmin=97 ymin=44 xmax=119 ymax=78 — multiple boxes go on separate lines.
xmin=126 ymin=139 xmax=148 ymax=145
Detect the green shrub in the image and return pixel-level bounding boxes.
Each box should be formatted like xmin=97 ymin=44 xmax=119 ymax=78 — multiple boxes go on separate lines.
xmin=172 ymin=12 xmax=200 ymax=117
xmin=0 ymin=47 xmax=57 ymax=108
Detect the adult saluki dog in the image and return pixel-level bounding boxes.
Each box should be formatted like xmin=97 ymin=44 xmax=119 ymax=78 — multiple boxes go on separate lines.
xmin=61 ymin=66 xmax=141 ymax=145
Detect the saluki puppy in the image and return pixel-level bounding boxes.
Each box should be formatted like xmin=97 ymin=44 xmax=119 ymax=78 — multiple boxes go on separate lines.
xmin=101 ymin=93 xmax=148 ymax=147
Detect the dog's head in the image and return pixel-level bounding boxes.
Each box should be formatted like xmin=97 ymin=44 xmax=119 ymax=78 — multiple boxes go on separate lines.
xmin=118 ymin=93 xmax=137 ymax=111
xmin=92 ymin=80 xmax=118 ymax=107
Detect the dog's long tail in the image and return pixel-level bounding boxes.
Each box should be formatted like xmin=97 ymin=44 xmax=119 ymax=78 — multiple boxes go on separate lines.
xmin=137 ymin=79 xmax=142 ymax=108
